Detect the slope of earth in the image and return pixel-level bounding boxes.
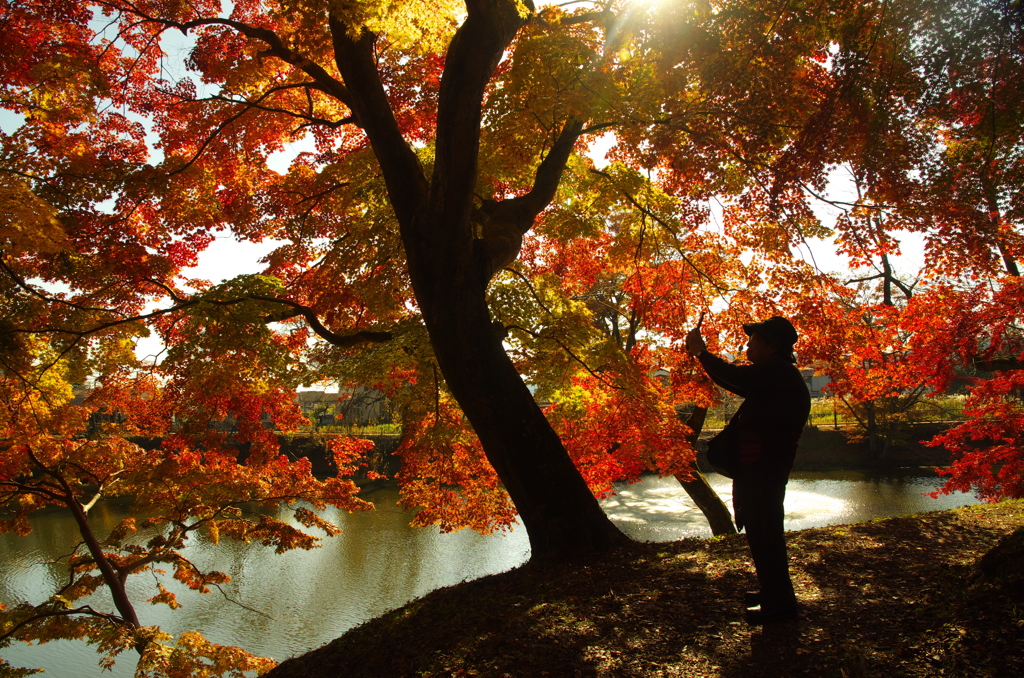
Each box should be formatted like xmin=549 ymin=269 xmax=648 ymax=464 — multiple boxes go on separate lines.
xmin=268 ymin=500 xmax=1024 ymax=678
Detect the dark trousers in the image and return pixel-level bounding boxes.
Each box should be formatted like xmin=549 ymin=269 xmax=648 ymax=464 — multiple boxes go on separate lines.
xmin=733 ymin=473 xmax=797 ymax=610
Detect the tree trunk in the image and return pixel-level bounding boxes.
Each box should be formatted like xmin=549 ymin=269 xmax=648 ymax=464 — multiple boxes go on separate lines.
xmin=982 ymin=173 xmax=1020 ymax=277
xmin=675 ymin=472 xmax=737 ymax=536
xmin=332 ymin=2 xmax=628 ymax=559
xmin=996 ymin=238 xmax=1020 ymax=277
xmin=65 ymin=492 xmax=144 ymax=651
xmin=413 ymin=245 xmax=627 ymax=559
xmin=675 ymin=405 xmax=736 ymax=536
xmin=866 ymin=402 xmax=879 ymax=456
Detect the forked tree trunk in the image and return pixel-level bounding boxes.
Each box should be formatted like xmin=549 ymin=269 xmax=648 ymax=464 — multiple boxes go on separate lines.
xmin=333 ymin=1 xmax=628 ymax=559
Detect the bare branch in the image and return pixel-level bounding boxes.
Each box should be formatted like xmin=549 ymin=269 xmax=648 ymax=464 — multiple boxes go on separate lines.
xmin=212 ymin=583 xmax=276 ymax=619
xmin=502 ymin=267 xmax=555 ymax=317
xmin=505 ymin=324 xmax=622 ymax=391
xmin=0 ymin=605 xmax=127 ymax=643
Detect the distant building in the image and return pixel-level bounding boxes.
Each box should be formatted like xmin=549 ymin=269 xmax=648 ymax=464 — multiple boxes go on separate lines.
xmin=801 ymin=369 xmax=832 ymax=397
xmin=295 ymin=387 xmax=392 ymax=428
xmin=70 ymin=383 xmax=123 ymax=424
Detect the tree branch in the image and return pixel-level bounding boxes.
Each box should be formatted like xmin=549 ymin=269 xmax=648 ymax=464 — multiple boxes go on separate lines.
xmin=559 ymin=10 xmax=614 ymax=28
xmin=502 ymin=267 xmax=555 ymax=317
xmin=588 ymin=168 xmax=732 ymax=294
xmin=0 ymin=256 xmax=120 ymax=314
xmin=974 ymin=357 xmax=1024 ymax=372
xmin=114 ymin=6 xmax=355 ymax=109
xmin=473 ymin=119 xmax=587 ymax=282
xmin=481 ymin=118 xmax=586 ymax=232
xmin=249 ymin=296 xmax=392 ymax=347
xmin=176 ymin=87 xmax=356 ymax=132
xmin=0 ymin=605 xmax=127 ymax=643
xmin=429 ymin=0 xmax=531 ymax=236
xmin=505 ymin=324 xmax=621 ymax=391
xmin=329 ymin=17 xmax=427 ymax=226
xmin=5 ymin=289 xmax=391 ymax=350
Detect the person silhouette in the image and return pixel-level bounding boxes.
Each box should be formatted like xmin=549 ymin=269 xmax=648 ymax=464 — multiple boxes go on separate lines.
xmin=686 ymin=315 xmax=811 ymax=623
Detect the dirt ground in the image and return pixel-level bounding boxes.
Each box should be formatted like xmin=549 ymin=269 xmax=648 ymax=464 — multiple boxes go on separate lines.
xmin=268 ymin=500 xmax=1024 ymax=678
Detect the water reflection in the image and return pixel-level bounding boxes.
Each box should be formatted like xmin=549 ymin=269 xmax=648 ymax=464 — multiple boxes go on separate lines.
xmin=0 ymin=473 xmax=977 ymax=676
xmin=1 ymin=485 xmax=531 ymax=677
xmin=601 ymin=470 xmax=977 ymax=542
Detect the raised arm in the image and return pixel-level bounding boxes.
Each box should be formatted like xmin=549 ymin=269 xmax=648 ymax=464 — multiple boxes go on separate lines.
xmin=698 ymin=352 xmax=754 ymax=399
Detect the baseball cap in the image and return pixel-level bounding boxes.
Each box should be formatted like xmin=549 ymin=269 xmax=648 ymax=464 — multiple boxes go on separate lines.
xmin=742 ymin=316 xmax=799 ymax=351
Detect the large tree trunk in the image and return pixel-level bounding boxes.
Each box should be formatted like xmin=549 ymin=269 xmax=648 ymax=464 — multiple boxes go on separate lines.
xmin=407 ymin=1 xmax=626 ymax=558
xmin=332 ymin=1 xmax=627 ymax=559
xmin=675 ymin=405 xmax=736 ymax=536
xmin=411 ymin=228 xmax=627 ymax=559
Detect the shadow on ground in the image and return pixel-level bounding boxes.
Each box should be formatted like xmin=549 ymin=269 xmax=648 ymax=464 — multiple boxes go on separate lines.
xmin=268 ymin=501 xmax=1023 ymax=678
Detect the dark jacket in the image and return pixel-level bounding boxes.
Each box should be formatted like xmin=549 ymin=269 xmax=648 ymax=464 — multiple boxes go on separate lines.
xmin=698 ymin=352 xmax=811 ymax=477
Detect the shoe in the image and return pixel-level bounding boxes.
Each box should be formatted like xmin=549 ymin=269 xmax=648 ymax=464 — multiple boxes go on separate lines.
xmin=743 ymin=590 xmax=761 ymax=608
xmin=744 ymin=604 xmax=799 ymax=624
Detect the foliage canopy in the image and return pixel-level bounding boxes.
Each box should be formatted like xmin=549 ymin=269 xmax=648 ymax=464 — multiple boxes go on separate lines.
xmin=2 ymin=0 xmax=1023 ymax=673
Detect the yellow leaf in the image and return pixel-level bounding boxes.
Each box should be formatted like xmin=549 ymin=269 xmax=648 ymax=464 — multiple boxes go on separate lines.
xmin=0 ymin=175 xmax=67 ymax=254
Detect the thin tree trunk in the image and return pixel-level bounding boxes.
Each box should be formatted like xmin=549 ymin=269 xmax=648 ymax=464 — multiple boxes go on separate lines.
xmin=866 ymin=402 xmax=880 ymax=457
xmin=675 ymin=406 xmax=737 ymax=536
xmin=65 ymin=491 xmax=145 ymax=651
xmin=996 ymin=238 xmax=1020 ymax=277
xmin=982 ymin=174 xmax=1020 ymax=277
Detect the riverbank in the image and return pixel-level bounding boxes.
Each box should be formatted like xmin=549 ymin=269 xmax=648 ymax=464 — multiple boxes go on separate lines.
xmin=787 ymin=423 xmax=953 ymax=472
xmin=268 ymin=499 xmax=1023 ymax=678
xmin=270 ymin=423 xmax=957 ymax=482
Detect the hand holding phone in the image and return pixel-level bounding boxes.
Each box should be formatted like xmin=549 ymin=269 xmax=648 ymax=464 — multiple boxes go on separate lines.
xmin=686 ymin=312 xmax=707 ymax=357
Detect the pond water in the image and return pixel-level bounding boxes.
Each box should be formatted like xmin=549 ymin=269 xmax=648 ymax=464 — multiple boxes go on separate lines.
xmin=0 ymin=471 xmax=978 ymax=676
